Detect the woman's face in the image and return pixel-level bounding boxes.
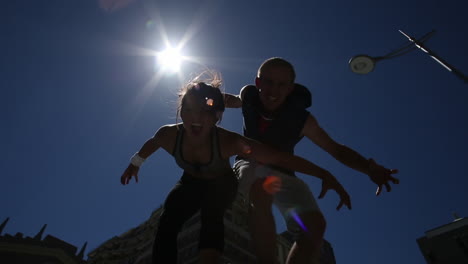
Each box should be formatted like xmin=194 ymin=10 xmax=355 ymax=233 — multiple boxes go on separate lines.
xmin=180 ymin=92 xmax=218 ymax=137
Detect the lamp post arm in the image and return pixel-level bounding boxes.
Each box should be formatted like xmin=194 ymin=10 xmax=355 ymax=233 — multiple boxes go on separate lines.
xmin=399 ymin=30 xmax=468 ymax=83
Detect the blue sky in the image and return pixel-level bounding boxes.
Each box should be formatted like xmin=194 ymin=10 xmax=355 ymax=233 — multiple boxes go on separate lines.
xmin=2 ymin=0 xmax=468 ymax=263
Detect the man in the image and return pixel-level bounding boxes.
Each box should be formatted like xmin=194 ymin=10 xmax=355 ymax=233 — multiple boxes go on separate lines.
xmin=224 ymin=57 xmax=399 ymax=264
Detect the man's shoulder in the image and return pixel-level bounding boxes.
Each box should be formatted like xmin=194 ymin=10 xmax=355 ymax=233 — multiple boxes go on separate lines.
xmin=288 ymin=83 xmax=312 ymax=109
xmin=240 ymin=85 xmax=258 ymax=101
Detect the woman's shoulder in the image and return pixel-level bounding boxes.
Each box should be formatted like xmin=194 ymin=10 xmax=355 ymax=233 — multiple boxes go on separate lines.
xmin=155 ymin=124 xmax=180 ymax=139
xmin=216 ymin=126 xmax=240 ymax=138
xmin=216 ymin=126 xmax=244 ymax=158
xmin=216 ymin=126 xmax=244 ymax=146
xmin=153 ymin=124 xmax=179 ymax=153
xmin=159 ymin=123 xmax=181 ymax=130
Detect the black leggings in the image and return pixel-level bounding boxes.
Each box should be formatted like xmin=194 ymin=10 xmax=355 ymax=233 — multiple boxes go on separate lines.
xmin=152 ymin=171 xmax=237 ymax=264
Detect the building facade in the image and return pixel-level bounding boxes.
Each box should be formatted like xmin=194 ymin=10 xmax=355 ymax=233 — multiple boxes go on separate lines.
xmin=88 ymin=194 xmax=336 ymax=264
xmin=417 ymin=215 xmax=468 ymax=263
xmin=87 ymin=208 xmax=162 ymax=264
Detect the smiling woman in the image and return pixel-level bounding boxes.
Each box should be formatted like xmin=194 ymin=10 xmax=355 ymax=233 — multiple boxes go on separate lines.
xmin=157 ymin=47 xmax=183 ymax=72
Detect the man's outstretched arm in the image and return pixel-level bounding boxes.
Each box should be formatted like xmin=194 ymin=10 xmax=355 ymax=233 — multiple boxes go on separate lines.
xmin=302 ymin=114 xmax=399 ymax=195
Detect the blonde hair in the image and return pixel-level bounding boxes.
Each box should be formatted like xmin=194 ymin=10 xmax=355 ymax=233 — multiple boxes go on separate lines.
xmin=176 ymin=70 xmax=225 ymax=124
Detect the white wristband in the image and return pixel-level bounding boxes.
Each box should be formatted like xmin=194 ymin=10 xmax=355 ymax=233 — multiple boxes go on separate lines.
xmin=130 ymin=153 xmax=146 ymax=167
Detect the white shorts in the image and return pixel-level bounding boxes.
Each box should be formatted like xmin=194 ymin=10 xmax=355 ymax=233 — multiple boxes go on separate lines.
xmin=233 ymin=159 xmax=321 ymax=235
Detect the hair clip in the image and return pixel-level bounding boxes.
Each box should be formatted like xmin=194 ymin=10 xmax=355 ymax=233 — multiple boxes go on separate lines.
xmin=206 ymin=97 xmax=214 ymax=106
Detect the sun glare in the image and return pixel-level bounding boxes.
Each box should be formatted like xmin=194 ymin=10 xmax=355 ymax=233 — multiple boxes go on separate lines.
xmin=157 ymin=47 xmax=183 ymax=73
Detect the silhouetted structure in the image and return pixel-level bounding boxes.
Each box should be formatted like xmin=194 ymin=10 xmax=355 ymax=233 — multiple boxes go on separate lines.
xmin=87 ymin=207 xmax=162 ymax=264
xmin=0 ymin=217 xmax=87 ymax=264
xmin=87 ymin=195 xmax=255 ymax=264
xmin=88 ymin=193 xmax=336 ymax=263
xmin=417 ymin=214 xmax=468 ymax=263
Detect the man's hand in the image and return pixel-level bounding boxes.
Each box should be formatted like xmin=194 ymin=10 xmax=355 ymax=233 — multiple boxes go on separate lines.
xmin=120 ymin=164 xmax=140 ymax=185
xmin=318 ymin=173 xmax=352 ymax=211
xmin=367 ymin=158 xmax=399 ymax=196
xmin=224 ymin=93 xmax=242 ymax=108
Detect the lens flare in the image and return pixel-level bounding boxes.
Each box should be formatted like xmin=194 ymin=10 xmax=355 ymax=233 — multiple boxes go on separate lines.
xmin=243 ymin=146 xmax=252 ymax=154
xmin=262 ymin=175 xmax=282 ymax=194
xmin=146 ymin=20 xmax=155 ymax=30
xmin=99 ymin=0 xmax=137 ymax=12
xmin=287 ymin=208 xmax=308 ymax=232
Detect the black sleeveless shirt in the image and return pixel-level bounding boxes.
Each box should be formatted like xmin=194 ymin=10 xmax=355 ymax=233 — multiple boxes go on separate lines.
xmin=240 ymin=84 xmax=312 ymax=175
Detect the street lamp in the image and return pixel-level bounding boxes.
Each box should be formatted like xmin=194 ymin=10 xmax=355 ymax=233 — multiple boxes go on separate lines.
xmin=349 ymin=30 xmax=468 ymax=83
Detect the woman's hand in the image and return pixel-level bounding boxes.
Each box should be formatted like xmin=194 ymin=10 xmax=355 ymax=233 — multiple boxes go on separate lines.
xmin=120 ymin=164 xmax=140 ymax=185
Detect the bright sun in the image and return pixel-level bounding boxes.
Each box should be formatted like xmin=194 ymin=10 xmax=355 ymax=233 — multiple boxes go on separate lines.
xmin=157 ymin=47 xmax=183 ymax=73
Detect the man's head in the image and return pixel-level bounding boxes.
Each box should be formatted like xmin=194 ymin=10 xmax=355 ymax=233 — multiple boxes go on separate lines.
xmin=256 ymin=57 xmax=296 ymax=113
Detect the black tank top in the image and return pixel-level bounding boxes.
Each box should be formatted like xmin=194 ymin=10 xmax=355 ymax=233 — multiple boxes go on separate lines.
xmin=173 ymin=125 xmax=232 ymax=176
xmin=239 ymin=84 xmax=312 ymax=175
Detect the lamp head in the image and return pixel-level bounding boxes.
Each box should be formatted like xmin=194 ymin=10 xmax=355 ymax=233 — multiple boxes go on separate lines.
xmin=349 ymin=55 xmax=377 ymax=74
